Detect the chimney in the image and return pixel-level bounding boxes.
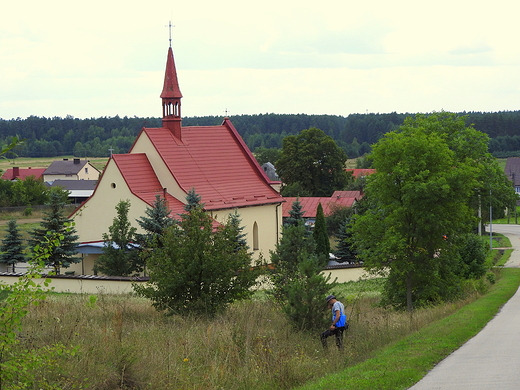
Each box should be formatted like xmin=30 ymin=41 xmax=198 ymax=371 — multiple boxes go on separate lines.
xmin=73 ymin=158 xmax=80 ymax=164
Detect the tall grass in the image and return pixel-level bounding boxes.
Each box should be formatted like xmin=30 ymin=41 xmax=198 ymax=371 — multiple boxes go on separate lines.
xmin=13 ymin=276 xmax=492 ymax=390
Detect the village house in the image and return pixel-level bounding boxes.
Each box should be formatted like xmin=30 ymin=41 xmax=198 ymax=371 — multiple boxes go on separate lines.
xmin=69 ymin=45 xmax=284 ymax=275
xmin=1 ymin=167 xmax=45 ymax=181
xmin=43 ymin=158 xmax=100 ymax=183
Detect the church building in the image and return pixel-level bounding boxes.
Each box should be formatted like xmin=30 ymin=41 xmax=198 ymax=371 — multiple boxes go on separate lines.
xmin=69 ymin=45 xmax=284 ymax=275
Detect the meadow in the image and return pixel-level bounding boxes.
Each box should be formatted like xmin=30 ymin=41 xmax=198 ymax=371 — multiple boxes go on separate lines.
xmin=5 ymin=269 xmax=505 ymax=390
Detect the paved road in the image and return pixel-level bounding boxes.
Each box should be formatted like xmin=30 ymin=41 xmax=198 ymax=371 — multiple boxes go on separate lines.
xmin=409 ymin=224 xmax=520 ymax=389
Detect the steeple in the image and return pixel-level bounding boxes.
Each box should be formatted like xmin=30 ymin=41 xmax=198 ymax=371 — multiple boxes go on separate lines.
xmin=161 ymin=46 xmax=183 ymax=139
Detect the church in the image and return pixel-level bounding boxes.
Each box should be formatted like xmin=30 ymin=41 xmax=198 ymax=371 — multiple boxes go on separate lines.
xmin=69 ymin=45 xmax=284 ymax=275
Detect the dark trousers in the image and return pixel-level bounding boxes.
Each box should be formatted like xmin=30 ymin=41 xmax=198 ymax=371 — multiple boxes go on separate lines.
xmin=320 ymin=326 xmax=345 ymax=350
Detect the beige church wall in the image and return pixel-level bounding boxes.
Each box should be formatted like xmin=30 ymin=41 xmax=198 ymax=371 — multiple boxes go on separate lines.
xmin=72 ymin=159 xmax=149 ymax=244
xmin=210 ymin=203 xmax=282 ymax=261
xmin=130 ymin=135 xmax=187 ymax=202
xmin=321 ymin=267 xmax=372 ymax=283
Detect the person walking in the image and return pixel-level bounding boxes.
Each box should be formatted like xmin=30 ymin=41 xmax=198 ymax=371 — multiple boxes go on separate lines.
xmin=321 ymin=295 xmax=347 ymax=350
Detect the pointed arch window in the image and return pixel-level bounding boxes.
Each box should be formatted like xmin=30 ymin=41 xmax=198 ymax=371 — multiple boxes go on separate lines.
xmin=253 ymin=222 xmax=259 ymax=251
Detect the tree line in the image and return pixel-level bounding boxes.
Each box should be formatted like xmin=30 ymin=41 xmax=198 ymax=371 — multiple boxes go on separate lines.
xmin=3 ymin=111 xmax=520 ymax=159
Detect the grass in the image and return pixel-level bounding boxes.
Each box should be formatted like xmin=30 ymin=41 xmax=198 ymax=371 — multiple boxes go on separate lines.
xmin=297 ymin=267 xmax=520 ymax=390
xmin=7 ymin=260 xmax=510 ymax=390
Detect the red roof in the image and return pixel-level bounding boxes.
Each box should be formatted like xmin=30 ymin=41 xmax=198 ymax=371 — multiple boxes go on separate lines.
xmin=346 ymin=169 xmax=376 ymax=178
xmin=282 ymin=196 xmax=357 ymax=218
xmin=331 ymin=190 xmax=362 ymax=199
xmin=135 ymin=118 xmax=283 ymax=210
xmin=1 ymin=167 xmax=45 ymax=181
xmin=112 ymin=153 xmax=185 ymax=215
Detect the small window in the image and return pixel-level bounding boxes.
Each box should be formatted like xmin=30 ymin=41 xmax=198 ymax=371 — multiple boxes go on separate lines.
xmin=85 ymin=167 xmax=89 ymax=174
xmin=253 ymin=222 xmax=259 ymax=251
xmin=111 ymin=183 xmax=116 ymax=189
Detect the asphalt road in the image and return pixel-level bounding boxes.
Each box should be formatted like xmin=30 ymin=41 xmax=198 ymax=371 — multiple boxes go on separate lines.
xmin=409 ymin=224 xmax=520 ymax=389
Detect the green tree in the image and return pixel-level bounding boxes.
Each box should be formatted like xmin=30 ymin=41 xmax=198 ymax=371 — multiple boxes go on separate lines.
xmin=135 ymin=194 xmax=174 ymax=248
xmin=283 ymin=256 xmax=336 ymax=332
xmin=277 ymin=127 xmax=349 ymax=196
xmin=351 ymin=113 xmax=482 ymax=311
xmin=269 ymin=200 xmax=316 ymax=302
xmin=29 ymin=188 xmax=79 ymax=274
xmin=134 ymin=190 xmax=258 ymax=316
xmin=253 ymin=147 xmax=281 ymax=166
xmin=313 ymin=203 xmax=330 ymax=265
xmin=95 ymin=200 xmax=140 ymax=276
xmin=334 ymin=218 xmax=357 ymax=263
xmin=0 ymin=220 xmax=26 ymax=272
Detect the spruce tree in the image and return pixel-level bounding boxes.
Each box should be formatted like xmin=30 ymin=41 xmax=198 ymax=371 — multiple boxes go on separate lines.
xmin=334 ymin=218 xmax=357 ymax=263
xmin=0 ymin=220 xmax=26 ymax=272
xmin=285 ymin=198 xmax=304 ymax=227
xmin=134 ymin=190 xmax=258 ymax=316
xmin=95 ymin=199 xmax=140 ymax=276
xmin=313 ymin=203 xmax=330 ymax=265
xmin=29 ymin=188 xmax=79 ymax=274
xmin=135 ymin=194 xmax=174 ymax=248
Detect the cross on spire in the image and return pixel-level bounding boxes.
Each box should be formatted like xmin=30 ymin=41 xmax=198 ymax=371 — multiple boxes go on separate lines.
xmin=166 ymin=21 xmax=175 ymax=47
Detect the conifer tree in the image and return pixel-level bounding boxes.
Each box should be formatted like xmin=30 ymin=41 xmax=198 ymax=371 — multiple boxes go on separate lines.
xmin=29 ymin=188 xmax=79 ymax=274
xmin=95 ymin=199 xmax=140 ymax=276
xmin=135 ymin=194 xmax=174 ymax=248
xmin=0 ymin=220 xmax=26 ymax=272
xmin=313 ymin=203 xmax=330 ymax=265
xmin=334 ymin=218 xmax=357 ymax=263
xmin=269 ymin=200 xmax=316 ymax=303
xmin=134 ymin=190 xmax=258 ymax=316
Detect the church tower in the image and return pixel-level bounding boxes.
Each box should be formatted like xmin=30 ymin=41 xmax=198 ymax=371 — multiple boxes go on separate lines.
xmin=160 ymin=46 xmax=183 ymax=139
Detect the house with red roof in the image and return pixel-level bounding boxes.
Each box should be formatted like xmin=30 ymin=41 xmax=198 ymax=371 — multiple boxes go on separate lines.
xmin=345 ymin=169 xmax=376 ymax=179
xmin=1 ymin=167 xmax=45 ymax=181
xmin=282 ymin=191 xmax=361 ymax=226
xmin=70 ymin=45 xmax=284 ymax=275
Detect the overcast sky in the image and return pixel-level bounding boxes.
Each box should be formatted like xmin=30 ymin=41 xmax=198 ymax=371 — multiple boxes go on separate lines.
xmin=2 ymin=0 xmax=519 ymax=120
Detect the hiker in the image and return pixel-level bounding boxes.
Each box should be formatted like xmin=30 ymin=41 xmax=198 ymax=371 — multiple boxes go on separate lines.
xmin=320 ymin=295 xmax=347 ymax=350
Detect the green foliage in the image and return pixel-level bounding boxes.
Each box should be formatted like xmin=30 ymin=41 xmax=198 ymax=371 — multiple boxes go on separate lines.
xmin=0 ymin=177 xmax=50 ymax=207
xmin=134 ymin=191 xmax=259 ymax=316
xmin=283 ymin=256 xmax=336 ymax=332
xmin=0 ymin=232 xmax=75 ymax=389
xmin=135 ymin=194 xmax=174 ymax=248
xmin=334 ymin=218 xmax=357 ymax=263
xmin=453 ymin=233 xmax=488 ymax=280
xmin=312 ymin=203 xmax=329 ymax=265
xmin=325 ymin=204 xmax=353 ymax=236
xmin=0 ymin=220 xmax=26 ymax=272
xmin=29 ymin=187 xmax=79 ymax=274
xmin=95 ymin=199 xmax=141 ymax=276
xmin=351 ymin=112 xmax=489 ymax=310
xmin=277 ymin=127 xmax=349 ymax=197
xmin=253 ymin=147 xmax=281 ymax=166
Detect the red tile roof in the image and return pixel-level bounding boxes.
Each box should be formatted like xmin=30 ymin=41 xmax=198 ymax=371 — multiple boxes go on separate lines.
xmin=112 ymin=153 xmax=185 ymax=215
xmin=346 ymin=169 xmax=376 ymax=178
xmin=331 ymin=190 xmax=362 ymax=199
xmin=1 ymin=167 xmax=45 ymax=181
xmin=282 ymin=196 xmax=357 ymax=218
xmin=137 ymin=118 xmax=283 ymax=210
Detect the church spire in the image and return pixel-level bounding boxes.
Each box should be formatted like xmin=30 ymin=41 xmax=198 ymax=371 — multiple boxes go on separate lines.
xmin=161 ymin=45 xmax=183 ymax=139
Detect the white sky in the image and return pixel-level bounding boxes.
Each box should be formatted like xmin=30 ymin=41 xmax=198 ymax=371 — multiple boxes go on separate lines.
xmin=1 ymin=0 xmax=520 ymax=120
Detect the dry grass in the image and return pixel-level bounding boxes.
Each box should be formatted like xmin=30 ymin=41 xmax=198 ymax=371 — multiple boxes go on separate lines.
xmin=13 ymin=280 xmax=480 ymax=390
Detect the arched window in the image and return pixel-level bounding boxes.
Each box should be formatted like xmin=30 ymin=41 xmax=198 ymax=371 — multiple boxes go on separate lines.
xmin=253 ymin=222 xmax=259 ymax=251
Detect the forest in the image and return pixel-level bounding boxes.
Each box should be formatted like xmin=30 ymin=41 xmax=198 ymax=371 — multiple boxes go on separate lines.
xmin=1 ymin=110 xmax=520 ymax=158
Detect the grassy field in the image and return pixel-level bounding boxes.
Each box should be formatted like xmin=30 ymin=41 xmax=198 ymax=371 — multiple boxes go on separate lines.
xmin=0 ymin=156 xmax=109 ymax=172
xmin=2 ymin=246 xmax=509 ymax=389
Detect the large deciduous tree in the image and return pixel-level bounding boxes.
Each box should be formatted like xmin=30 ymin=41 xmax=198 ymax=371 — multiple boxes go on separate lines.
xmin=351 ymin=112 xmax=513 ymax=311
xmin=277 ymin=127 xmax=349 ymax=197
xmin=134 ymin=189 xmax=258 ymax=316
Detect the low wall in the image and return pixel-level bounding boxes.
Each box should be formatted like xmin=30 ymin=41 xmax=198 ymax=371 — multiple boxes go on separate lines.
xmin=0 ymin=273 xmax=149 ymax=295
xmin=0 ymin=266 xmax=370 ymax=295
